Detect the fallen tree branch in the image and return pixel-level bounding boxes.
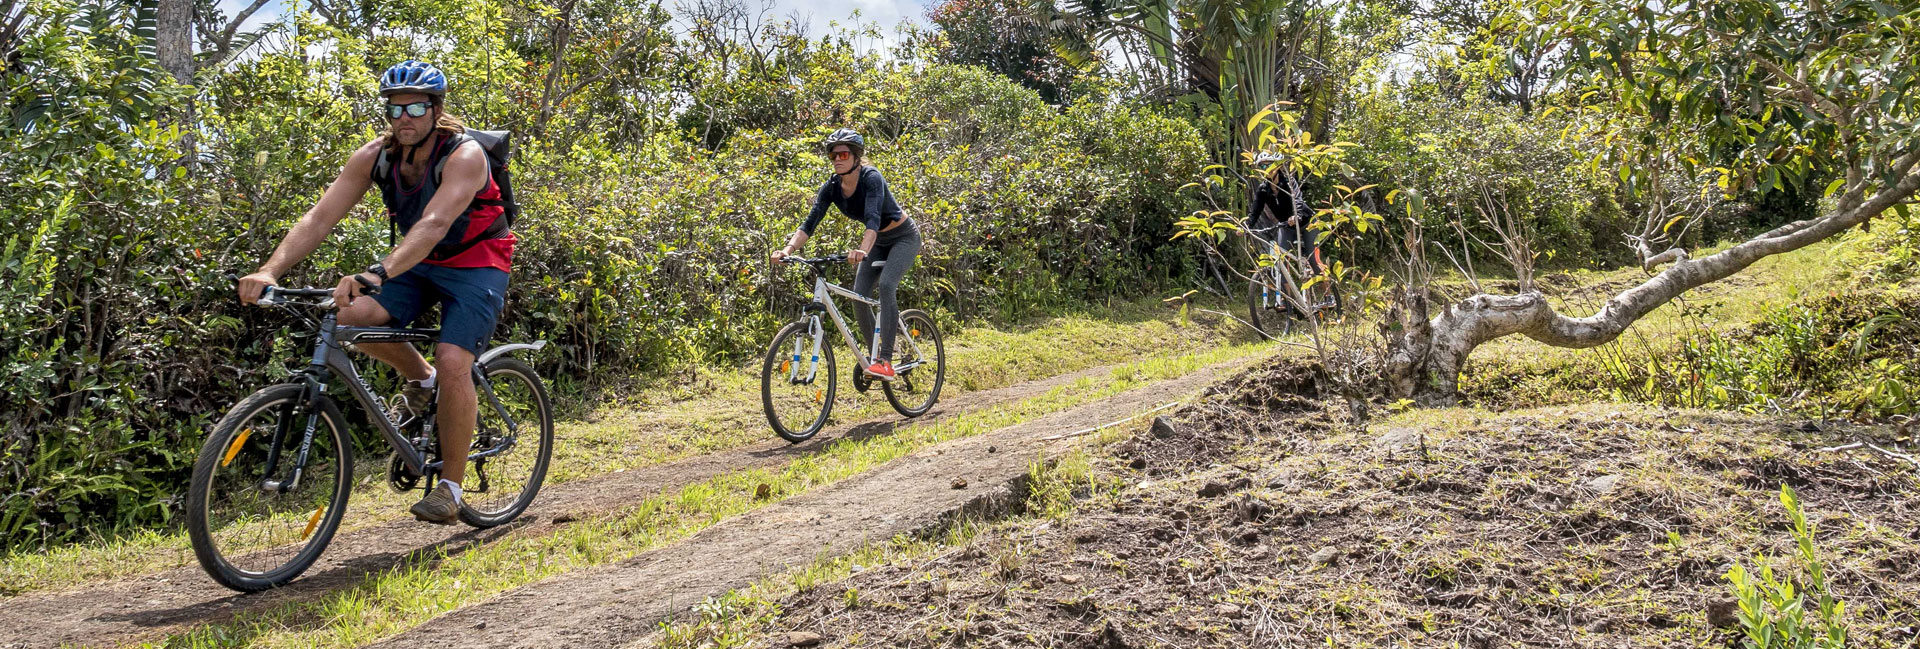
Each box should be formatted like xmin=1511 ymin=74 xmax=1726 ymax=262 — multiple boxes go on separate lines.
xmin=1189 ymin=308 xmax=1317 ymax=350
xmin=1038 ymin=402 xmax=1182 ymax=441
xmin=1814 ymin=441 xmax=1920 ymax=469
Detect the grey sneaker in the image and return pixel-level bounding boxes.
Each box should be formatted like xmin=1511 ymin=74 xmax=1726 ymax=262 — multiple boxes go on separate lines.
xmin=410 ymin=482 xmax=461 ymax=524
xmin=388 ymin=379 xmax=435 ymax=424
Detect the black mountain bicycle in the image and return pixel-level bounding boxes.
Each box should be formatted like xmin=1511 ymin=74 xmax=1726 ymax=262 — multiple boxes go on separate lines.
xmin=186 ymin=284 xmax=554 ymax=592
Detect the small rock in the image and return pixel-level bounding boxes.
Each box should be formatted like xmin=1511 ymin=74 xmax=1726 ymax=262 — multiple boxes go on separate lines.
xmin=473 ymin=621 xmax=487 ymax=630
xmin=1584 ymin=474 xmax=1623 ymax=493
xmin=1197 ymin=480 xmax=1229 ymax=498
xmin=952 ymin=477 xmax=969 ymax=489
xmin=754 ymin=483 xmax=773 ymax=500
xmin=1706 ymin=600 xmax=1741 ymax=628
xmin=1216 ymin=603 xmax=1243 ymax=618
xmin=1150 ymin=415 xmax=1177 ymax=439
xmin=1375 ymin=427 xmax=1422 ymax=451
xmin=987 ymin=445 xmax=997 ymax=453
xmin=1128 ymin=456 xmax=1147 ymax=470
xmin=850 ymin=564 xmax=865 ymax=573
xmin=552 ymin=513 xmax=577 ymax=524
xmin=785 ymin=631 xmax=825 ymax=647
xmin=1060 ymin=574 xmax=1082 ymax=585
xmin=1305 ymin=547 xmax=1340 ymax=567
xmin=1235 ymin=495 xmax=1273 ymax=522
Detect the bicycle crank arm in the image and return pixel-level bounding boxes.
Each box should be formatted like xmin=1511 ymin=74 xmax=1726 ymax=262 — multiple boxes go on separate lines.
xmin=421 ymin=436 xmax=518 ymax=472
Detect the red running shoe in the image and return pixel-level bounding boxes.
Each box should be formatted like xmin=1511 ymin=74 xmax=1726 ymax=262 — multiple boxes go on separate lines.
xmin=864 ymin=361 xmax=897 ymax=381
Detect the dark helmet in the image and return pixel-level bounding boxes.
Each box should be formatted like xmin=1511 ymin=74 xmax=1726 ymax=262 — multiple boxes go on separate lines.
xmin=823 ymin=128 xmax=865 ymax=155
xmin=379 ymin=60 xmax=448 ymax=98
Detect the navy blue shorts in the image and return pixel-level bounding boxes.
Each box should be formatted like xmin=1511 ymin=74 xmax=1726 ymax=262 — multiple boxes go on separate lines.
xmin=372 ymin=265 xmax=509 ymax=355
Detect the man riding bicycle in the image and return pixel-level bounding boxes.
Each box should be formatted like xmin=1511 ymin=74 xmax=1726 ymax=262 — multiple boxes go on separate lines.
xmin=236 ymin=60 xmax=514 ymax=524
xmin=771 ymin=128 xmax=922 ymax=383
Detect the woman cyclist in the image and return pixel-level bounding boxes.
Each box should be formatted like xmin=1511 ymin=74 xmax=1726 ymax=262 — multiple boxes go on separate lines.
xmin=771 ymin=129 xmax=922 ymax=382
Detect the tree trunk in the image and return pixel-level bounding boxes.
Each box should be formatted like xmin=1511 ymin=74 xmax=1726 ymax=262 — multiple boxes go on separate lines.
xmin=155 ymin=0 xmax=193 ymax=84
xmin=1384 ymin=165 xmax=1920 ymax=405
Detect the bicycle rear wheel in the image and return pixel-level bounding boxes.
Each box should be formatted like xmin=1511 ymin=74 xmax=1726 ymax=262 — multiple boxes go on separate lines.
xmin=883 ymin=309 xmax=945 ymax=417
xmin=186 ymin=383 xmax=353 ymax=592
xmin=458 ymin=357 xmax=555 ymax=528
xmin=762 ymin=319 xmax=836 ymax=443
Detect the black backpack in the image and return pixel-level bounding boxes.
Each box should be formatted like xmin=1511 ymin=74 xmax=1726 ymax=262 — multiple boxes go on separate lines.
xmin=373 ymin=129 xmax=521 ymax=260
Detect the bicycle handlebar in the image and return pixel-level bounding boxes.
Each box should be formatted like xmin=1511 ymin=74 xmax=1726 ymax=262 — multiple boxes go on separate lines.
xmin=780 ymin=253 xmax=884 ymax=269
xmin=785 ymin=254 xmax=848 ymax=265
xmin=229 ymin=273 xmax=371 ymax=309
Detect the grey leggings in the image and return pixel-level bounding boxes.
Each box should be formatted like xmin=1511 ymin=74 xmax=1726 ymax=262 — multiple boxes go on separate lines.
xmin=852 ymin=219 xmax=922 ymax=360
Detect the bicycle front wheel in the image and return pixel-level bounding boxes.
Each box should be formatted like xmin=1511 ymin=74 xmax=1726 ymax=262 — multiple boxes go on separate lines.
xmin=459 ymin=356 xmax=555 ymax=528
xmin=186 ymin=383 xmax=353 ymax=592
xmin=883 ymin=309 xmax=945 ymax=418
xmin=762 ymin=319 xmax=836 ymax=443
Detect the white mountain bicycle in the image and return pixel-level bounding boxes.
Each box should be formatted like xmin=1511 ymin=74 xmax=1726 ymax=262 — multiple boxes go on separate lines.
xmin=761 ymin=254 xmax=946 ymax=442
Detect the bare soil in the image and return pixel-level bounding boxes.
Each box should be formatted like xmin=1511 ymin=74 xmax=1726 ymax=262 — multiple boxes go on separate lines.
xmin=721 ymin=356 xmax=1920 ymax=648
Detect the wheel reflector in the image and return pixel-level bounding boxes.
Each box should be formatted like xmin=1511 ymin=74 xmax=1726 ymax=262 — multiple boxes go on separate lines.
xmin=303 ymin=506 xmax=326 ymax=540
xmin=814 ymin=389 xmax=824 ymax=403
xmin=781 ymin=359 xmax=791 ymax=374
xmin=221 ymin=428 xmax=253 ymax=467
xmin=911 ymin=328 xmax=920 ymax=337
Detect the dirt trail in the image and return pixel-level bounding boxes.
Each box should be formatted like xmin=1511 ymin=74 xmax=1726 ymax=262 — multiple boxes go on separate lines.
xmin=362 ymin=356 xmax=1256 ymax=649
xmin=0 ymin=359 xmax=1164 ymax=649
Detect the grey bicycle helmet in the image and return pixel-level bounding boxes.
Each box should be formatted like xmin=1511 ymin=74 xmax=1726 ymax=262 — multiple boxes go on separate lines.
xmin=379 ymin=60 xmax=448 ymax=98
xmin=1252 ymin=151 xmax=1284 ymax=166
xmin=823 ymin=128 xmax=865 ymax=154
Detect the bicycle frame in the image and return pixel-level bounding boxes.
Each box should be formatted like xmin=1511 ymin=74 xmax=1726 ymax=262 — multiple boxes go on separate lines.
xmin=782 ymin=263 xmax=929 ymax=384
xmin=260 ymin=311 xmax=532 ymax=493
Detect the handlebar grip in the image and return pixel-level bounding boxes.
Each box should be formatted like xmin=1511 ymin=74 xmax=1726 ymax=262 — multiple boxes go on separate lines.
xmin=352 ymin=274 xmax=382 ymax=296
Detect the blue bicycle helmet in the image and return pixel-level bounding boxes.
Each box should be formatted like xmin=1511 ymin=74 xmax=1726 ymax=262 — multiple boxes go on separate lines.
xmin=379 ymin=60 xmax=447 ymax=97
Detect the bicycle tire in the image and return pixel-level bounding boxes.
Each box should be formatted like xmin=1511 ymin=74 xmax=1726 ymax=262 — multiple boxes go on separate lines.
xmin=883 ymin=309 xmax=945 ymax=418
xmin=186 ymin=383 xmax=353 ymax=592
xmin=761 ymin=319 xmax=836 ymax=443
xmin=458 ymin=357 xmax=555 ymax=528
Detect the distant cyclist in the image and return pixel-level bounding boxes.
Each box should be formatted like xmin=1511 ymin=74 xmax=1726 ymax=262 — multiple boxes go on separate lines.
xmin=236 ymin=60 xmax=515 ymax=524
xmin=771 ymin=129 xmax=921 ymax=382
xmin=1248 ymin=151 xmax=1314 ymax=264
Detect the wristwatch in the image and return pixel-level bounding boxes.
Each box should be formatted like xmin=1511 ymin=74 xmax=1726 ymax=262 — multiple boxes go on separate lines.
xmin=365 ymin=263 xmax=388 ymax=283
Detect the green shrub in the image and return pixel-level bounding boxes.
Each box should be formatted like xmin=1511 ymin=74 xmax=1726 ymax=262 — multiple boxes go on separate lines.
xmin=1724 ymin=485 xmax=1848 ymax=649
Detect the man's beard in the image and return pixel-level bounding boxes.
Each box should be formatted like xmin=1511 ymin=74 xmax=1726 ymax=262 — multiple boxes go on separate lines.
xmin=396 ymin=123 xmax=432 ymax=147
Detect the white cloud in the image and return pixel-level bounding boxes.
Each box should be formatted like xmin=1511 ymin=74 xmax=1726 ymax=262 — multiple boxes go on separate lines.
xmin=764 ymin=0 xmax=933 ymax=52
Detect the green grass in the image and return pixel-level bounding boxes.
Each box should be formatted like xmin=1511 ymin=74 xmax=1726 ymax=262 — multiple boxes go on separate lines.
xmin=0 ymin=294 xmax=1258 ymax=597
xmin=139 ymin=339 xmax=1272 ymax=648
